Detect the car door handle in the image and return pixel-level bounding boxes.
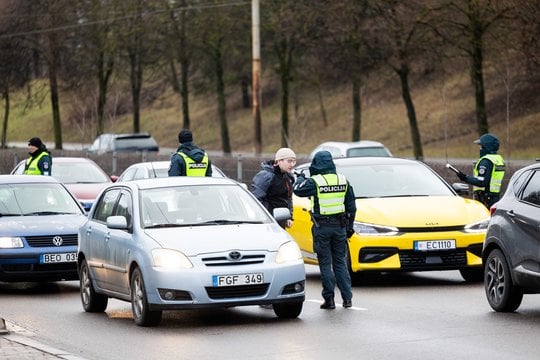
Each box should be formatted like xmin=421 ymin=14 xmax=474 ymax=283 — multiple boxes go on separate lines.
xmin=105 ymin=234 xmax=110 ymax=242
xmin=506 ymin=210 xmax=515 ymax=218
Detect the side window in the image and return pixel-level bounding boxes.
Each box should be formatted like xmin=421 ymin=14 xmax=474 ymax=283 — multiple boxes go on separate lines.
xmin=93 ymin=189 xmax=121 ymax=223
xmin=120 ymin=168 xmax=136 ymax=181
xmin=114 ymin=191 xmax=133 ymax=227
xmin=512 ymin=170 xmax=531 ymax=196
xmin=521 ymin=171 xmax=540 ymax=206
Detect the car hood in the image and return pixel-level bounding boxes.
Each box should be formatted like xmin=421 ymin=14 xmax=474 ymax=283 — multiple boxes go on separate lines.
xmin=0 ymin=215 xmax=87 ymax=236
xmin=356 ymin=196 xmax=489 ymax=227
xmin=144 ymin=223 xmax=292 ymax=255
xmin=65 ymin=183 xmax=110 ymax=200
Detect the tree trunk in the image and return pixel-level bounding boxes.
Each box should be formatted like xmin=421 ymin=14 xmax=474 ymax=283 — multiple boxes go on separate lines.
xmin=1 ymin=81 xmax=9 ymax=149
xmin=352 ymin=76 xmax=361 ymax=141
xmin=179 ymin=2 xmax=190 ymax=130
xmin=47 ymin=32 xmax=62 ymax=150
xmin=96 ymin=51 xmax=114 ymax=137
xmin=129 ymin=48 xmax=142 ymax=133
xmin=470 ymin=25 xmax=488 ymax=135
xmin=397 ymin=67 xmax=423 ymax=160
xmin=214 ymin=45 xmax=231 ymax=155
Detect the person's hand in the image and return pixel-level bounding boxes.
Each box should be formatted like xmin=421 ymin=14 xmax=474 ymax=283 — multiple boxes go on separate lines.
xmin=285 ymin=219 xmax=293 ymax=228
xmin=293 ymin=170 xmax=305 ymax=178
xmin=457 ymin=171 xmax=467 ymax=181
xmin=346 ymin=229 xmax=355 ymax=238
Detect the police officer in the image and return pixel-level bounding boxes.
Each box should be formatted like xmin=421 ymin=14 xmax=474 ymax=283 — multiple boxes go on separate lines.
xmin=168 ymin=129 xmax=213 ymax=177
xmin=24 ymin=137 xmax=52 ymax=176
xmin=293 ymin=150 xmax=357 ymax=309
xmin=455 ymin=133 xmax=505 ymax=208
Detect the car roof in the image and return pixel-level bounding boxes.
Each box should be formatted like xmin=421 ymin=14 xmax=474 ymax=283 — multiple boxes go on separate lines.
xmin=117 ymin=175 xmax=238 ymax=190
xmin=298 ymin=156 xmax=420 ymax=168
xmin=0 ymin=175 xmax=61 ymax=184
xmin=44 ymin=157 xmax=98 ymax=164
xmin=316 ymin=140 xmax=387 ymax=149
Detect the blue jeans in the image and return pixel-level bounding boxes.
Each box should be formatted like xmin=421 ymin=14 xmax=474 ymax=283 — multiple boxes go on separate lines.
xmin=312 ymin=225 xmax=352 ymax=301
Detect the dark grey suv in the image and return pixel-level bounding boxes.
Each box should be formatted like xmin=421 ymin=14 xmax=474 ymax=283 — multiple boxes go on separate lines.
xmin=482 ymin=161 xmax=540 ymax=312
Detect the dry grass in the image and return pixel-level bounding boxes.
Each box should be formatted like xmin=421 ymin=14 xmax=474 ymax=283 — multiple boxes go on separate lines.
xmin=5 ymin=62 xmax=539 ymax=161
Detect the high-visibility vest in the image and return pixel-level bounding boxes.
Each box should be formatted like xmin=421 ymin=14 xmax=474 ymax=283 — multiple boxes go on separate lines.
xmin=24 ymin=152 xmax=49 ymax=175
xmin=177 ymin=151 xmax=209 ymax=176
xmin=311 ymin=173 xmax=348 ymax=215
xmin=473 ymin=154 xmax=505 ymax=194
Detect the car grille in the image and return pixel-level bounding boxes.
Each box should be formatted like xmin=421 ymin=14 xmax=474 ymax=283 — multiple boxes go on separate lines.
xmin=205 ymin=284 xmax=269 ymax=299
xmin=399 ymin=249 xmax=467 ymax=269
xmin=25 ymin=234 xmax=78 ymax=247
xmin=1 ymin=263 xmax=76 ymax=273
xmin=397 ymin=225 xmax=465 ymax=232
xmin=202 ymin=254 xmax=266 ymax=266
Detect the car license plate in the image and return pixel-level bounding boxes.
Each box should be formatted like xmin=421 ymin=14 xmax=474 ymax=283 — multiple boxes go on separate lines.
xmin=212 ymin=273 xmax=264 ymax=287
xmin=40 ymin=252 xmax=77 ymax=264
xmin=414 ymin=240 xmax=456 ymax=251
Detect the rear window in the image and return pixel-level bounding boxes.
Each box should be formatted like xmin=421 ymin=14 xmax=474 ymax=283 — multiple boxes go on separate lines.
xmin=347 ymin=147 xmax=391 ymax=157
xmin=113 ymin=136 xmax=158 ymax=152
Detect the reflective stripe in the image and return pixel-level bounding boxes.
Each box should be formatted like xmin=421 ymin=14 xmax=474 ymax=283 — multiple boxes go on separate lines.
xmin=177 ymin=152 xmax=209 ymax=176
xmin=24 ymin=152 xmax=49 ymax=175
xmin=473 ymin=154 xmax=505 ymax=193
xmin=311 ymin=174 xmax=347 ymax=215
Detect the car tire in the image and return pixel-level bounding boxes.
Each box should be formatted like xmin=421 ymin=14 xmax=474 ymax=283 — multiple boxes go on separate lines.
xmin=130 ymin=267 xmax=162 ymax=326
xmin=273 ymin=301 xmax=303 ymax=319
xmin=459 ymin=267 xmax=483 ymax=282
xmin=79 ymin=259 xmax=108 ymax=312
xmin=484 ymin=249 xmax=523 ymax=312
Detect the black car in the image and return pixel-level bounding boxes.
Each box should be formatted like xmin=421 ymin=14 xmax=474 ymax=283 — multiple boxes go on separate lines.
xmin=482 ymin=161 xmax=540 ymax=312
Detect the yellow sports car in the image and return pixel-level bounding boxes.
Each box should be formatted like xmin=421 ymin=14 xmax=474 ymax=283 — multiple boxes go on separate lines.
xmin=287 ymin=157 xmax=490 ymax=282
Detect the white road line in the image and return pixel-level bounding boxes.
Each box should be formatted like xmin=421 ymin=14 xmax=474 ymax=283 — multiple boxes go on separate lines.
xmin=306 ymin=299 xmax=368 ymax=311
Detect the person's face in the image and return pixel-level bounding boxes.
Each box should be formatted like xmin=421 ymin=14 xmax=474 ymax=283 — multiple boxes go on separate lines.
xmin=276 ymin=158 xmax=296 ymax=173
xmin=28 ymin=144 xmax=38 ymax=153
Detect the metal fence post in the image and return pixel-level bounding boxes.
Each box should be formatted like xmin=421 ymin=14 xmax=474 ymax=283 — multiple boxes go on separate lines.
xmin=112 ymin=152 xmax=117 ymax=175
xmin=237 ymin=154 xmax=243 ymax=182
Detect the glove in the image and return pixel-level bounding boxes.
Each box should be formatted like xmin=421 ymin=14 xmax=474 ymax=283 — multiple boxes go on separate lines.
xmin=346 ymin=229 xmax=355 ymax=239
xmin=457 ymin=171 xmax=467 ymax=181
xmin=293 ymin=170 xmax=305 ymax=178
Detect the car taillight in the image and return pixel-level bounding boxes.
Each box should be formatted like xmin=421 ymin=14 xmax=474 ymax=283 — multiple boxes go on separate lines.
xmin=489 ymin=204 xmax=497 ymax=216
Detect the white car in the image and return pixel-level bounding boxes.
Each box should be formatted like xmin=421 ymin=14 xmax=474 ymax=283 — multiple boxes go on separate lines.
xmin=309 ymin=140 xmax=392 ymax=159
xmin=78 ymin=177 xmax=305 ymax=326
xmin=117 ymin=160 xmax=226 ymax=181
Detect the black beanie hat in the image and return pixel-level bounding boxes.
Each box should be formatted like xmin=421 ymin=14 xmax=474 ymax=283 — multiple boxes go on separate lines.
xmin=178 ymin=129 xmax=193 ymax=143
xmin=28 ymin=137 xmax=43 ymax=148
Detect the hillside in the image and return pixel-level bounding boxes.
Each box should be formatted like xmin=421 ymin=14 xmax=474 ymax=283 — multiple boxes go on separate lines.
xmin=4 ymin=59 xmax=540 ymax=161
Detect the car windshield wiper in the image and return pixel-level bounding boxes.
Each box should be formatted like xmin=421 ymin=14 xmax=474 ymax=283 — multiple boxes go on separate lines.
xmin=191 ymin=219 xmax=263 ymax=226
xmin=145 ymin=223 xmax=185 ymax=229
xmin=23 ymin=211 xmax=75 ymax=216
xmin=377 ymin=194 xmax=430 ymax=198
xmin=0 ymin=213 xmax=22 ymax=217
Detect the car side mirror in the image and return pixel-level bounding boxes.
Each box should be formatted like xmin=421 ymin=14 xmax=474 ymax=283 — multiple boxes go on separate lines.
xmin=273 ymin=207 xmax=292 ymax=222
xmin=107 ymin=215 xmax=128 ymax=230
xmin=452 ymin=183 xmax=470 ymax=196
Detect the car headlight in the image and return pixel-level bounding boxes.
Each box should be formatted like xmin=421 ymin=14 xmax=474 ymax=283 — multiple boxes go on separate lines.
xmin=464 ymin=217 xmax=490 ymax=233
xmin=353 ymin=222 xmax=399 ymax=236
xmin=0 ymin=237 xmax=24 ymax=248
xmin=276 ymin=241 xmax=302 ymax=264
xmin=152 ymin=249 xmax=193 ymax=269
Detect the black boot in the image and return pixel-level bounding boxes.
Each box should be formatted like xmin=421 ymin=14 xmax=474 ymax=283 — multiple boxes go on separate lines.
xmin=320 ymin=298 xmax=335 ymax=310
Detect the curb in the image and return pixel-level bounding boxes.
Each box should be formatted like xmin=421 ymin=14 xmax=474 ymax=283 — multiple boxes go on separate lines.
xmin=0 ymin=317 xmax=88 ymax=360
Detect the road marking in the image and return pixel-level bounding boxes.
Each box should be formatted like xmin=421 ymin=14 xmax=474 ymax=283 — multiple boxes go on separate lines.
xmin=307 ymin=299 xmax=368 ymax=311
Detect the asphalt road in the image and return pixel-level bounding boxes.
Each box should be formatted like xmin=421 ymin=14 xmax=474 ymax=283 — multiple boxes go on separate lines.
xmin=2 ymin=265 xmax=540 ymax=360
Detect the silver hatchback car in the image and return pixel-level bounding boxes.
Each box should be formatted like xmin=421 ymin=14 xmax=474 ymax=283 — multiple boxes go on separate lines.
xmin=78 ymin=177 xmax=305 ymax=326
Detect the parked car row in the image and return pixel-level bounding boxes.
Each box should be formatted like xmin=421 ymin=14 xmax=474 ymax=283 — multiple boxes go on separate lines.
xmin=2 ymin=149 xmax=539 ymax=323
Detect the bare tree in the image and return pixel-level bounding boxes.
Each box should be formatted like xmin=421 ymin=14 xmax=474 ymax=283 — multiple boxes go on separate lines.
xmin=0 ymin=1 xmax=33 ymax=148
xmin=432 ymin=0 xmax=513 ymax=137
xmin=367 ymin=0 xmax=438 ymax=160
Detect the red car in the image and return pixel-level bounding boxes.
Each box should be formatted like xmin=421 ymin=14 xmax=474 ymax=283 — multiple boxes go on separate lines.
xmin=11 ymin=157 xmax=117 ymax=211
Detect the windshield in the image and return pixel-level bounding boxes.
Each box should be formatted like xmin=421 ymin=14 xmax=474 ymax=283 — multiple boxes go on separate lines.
xmin=140 ymin=184 xmax=273 ymax=228
xmin=0 ymin=183 xmax=83 ymax=216
xmin=53 ymin=161 xmax=110 ymax=183
xmin=338 ymin=162 xmax=454 ymax=198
